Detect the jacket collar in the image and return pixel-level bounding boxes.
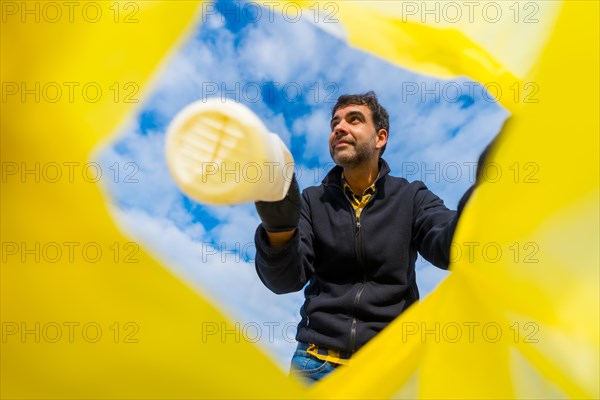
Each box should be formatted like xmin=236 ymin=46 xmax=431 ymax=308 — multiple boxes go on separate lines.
xmin=322 ymin=158 xmax=391 ymax=188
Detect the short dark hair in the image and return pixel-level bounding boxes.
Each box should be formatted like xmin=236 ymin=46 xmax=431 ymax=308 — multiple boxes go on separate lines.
xmin=332 ymin=91 xmax=389 ymax=156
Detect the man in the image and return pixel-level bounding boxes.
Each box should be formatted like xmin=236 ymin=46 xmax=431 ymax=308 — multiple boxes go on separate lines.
xmin=254 ymin=91 xmax=471 ymax=383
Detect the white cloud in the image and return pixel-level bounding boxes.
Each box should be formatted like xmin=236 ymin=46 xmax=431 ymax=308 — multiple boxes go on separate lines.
xmin=292 ymin=108 xmax=331 ymax=162
xmin=97 ymin=128 xmax=185 ymax=220
xmin=237 ymin=16 xmax=323 ymax=83
xmin=206 ymin=203 xmax=261 ymax=245
xmin=110 ymin=206 xmax=304 ymax=370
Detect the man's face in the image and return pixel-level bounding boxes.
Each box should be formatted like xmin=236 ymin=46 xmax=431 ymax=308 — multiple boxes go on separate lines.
xmin=329 ymin=104 xmax=386 ymax=168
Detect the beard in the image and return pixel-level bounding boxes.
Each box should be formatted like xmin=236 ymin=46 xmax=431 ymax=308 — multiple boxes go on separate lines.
xmin=330 ymin=134 xmax=377 ymax=169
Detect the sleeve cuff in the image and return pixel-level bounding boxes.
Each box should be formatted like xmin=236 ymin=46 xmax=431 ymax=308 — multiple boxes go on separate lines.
xmin=255 ymin=224 xmax=300 ymax=261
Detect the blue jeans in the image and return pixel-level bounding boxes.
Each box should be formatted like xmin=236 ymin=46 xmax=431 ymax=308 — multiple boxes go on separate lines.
xmin=289 ymin=342 xmax=339 ymax=384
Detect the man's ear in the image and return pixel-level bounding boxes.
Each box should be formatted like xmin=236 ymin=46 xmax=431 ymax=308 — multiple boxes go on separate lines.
xmin=376 ymin=128 xmax=388 ymax=148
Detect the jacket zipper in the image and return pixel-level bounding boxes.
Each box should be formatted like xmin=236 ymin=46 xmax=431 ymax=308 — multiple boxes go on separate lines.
xmin=350 ymin=215 xmax=365 ymax=351
xmin=349 ymin=194 xmax=377 ymax=351
xmin=332 ymin=181 xmax=378 ymax=352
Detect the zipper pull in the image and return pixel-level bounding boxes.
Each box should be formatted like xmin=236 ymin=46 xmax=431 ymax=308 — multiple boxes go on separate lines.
xmin=356 ymin=220 xmax=361 ymax=229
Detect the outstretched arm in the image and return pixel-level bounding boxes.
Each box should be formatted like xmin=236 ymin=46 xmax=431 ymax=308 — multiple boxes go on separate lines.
xmin=254 ymin=176 xmax=315 ymax=294
xmin=413 ymin=140 xmax=495 ymax=268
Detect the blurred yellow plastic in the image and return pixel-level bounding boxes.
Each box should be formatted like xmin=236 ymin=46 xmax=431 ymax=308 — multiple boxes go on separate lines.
xmin=3 ymin=0 xmax=598 ymax=399
xmin=165 ymin=99 xmax=294 ymax=204
xmin=265 ymin=1 xmax=562 ymax=111
xmin=1 ymin=1 xmax=305 ymax=398
xmin=311 ymin=1 xmax=599 ymax=398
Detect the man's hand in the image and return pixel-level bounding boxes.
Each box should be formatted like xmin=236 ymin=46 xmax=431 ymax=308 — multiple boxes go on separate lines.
xmin=255 ymin=174 xmax=301 ymax=235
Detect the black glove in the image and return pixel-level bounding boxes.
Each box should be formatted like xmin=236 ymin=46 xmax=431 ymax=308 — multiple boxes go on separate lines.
xmin=255 ymin=174 xmax=301 ymax=232
xmin=457 ymin=140 xmax=495 ymax=214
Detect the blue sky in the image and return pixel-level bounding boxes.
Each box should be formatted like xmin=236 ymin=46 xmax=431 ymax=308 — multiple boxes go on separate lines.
xmin=97 ymin=0 xmax=508 ymax=370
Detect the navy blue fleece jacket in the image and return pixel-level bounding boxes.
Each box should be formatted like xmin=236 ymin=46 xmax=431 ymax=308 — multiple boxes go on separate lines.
xmin=254 ymin=159 xmax=458 ymax=353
